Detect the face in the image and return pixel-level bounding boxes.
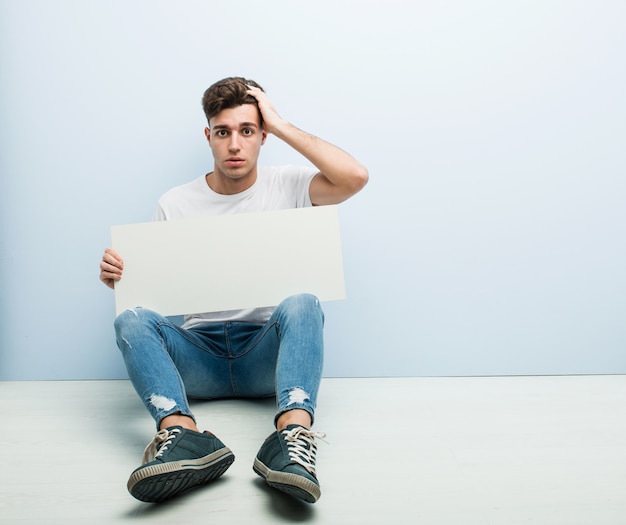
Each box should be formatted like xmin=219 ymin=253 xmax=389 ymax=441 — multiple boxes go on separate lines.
xmin=205 ymin=104 xmax=266 ymax=190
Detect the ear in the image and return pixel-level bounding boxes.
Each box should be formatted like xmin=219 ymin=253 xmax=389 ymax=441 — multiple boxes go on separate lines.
xmin=204 ymin=127 xmax=211 ymax=144
xmin=260 ymin=130 xmax=267 ymax=145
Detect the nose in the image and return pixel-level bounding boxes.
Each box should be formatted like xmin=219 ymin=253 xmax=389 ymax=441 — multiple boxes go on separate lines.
xmin=228 ymin=133 xmax=240 ymax=152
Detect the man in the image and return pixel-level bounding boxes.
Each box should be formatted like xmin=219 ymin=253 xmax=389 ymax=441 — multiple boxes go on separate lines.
xmin=99 ymin=77 xmax=368 ymax=504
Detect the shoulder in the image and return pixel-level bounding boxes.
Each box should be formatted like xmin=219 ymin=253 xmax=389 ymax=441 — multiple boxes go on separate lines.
xmin=157 ymin=176 xmax=208 ymax=210
xmin=159 ymin=176 xmax=206 ymax=200
xmin=155 ymin=175 xmax=209 ymax=220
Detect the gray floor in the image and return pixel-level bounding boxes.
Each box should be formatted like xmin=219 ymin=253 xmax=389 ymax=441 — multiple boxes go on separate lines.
xmin=1 ymin=376 xmax=625 ymax=524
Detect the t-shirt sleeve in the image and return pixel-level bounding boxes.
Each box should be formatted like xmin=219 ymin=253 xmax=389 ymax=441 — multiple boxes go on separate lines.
xmin=277 ymin=165 xmax=319 ymax=207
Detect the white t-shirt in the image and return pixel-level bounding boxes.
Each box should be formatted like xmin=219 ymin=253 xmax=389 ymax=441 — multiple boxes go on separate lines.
xmin=154 ymin=165 xmax=319 ymax=328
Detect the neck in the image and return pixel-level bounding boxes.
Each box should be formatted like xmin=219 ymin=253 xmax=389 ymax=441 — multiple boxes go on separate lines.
xmin=205 ymin=168 xmax=257 ymax=195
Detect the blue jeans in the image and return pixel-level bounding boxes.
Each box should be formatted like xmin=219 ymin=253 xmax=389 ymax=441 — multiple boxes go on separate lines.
xmin=114 ymin=294 xmax=324 ymax=429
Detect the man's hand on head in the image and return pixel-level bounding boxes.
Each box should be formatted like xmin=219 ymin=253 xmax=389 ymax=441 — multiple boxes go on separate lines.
xmin=246 ymin=85 xmax=284 ymax=135
xmin=245 ymin=82 xmax=369 ymax=205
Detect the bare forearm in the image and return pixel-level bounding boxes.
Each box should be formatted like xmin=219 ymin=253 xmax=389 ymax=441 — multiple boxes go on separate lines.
xmin=271 ymin=120 xmax=366 ymax=184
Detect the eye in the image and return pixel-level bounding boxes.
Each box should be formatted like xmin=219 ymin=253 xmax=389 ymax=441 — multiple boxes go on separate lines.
xmin=216 ymin=129 xmax=228 ymax=137
xmin=242 ymin=128 xmax=254 ymax=136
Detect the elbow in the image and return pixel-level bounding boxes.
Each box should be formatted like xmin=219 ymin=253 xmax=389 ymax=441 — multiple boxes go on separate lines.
xmin=312 ymin=164 xmax=369 ymax=205
xmin=350 ymin=164 xmax=369 ymax=194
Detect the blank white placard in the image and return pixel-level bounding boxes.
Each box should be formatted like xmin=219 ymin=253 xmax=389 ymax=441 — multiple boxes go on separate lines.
xmin=111 ymin=205 xmax=345 ymax=317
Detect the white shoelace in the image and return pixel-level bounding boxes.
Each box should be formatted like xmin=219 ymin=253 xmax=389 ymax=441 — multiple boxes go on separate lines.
xmin=141 ymin=427 xmax=181 ymax=464
xmin=282 ymin=427 xmax=328 ymax=475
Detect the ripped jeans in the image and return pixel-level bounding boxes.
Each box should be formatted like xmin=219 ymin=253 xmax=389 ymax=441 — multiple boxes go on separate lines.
xmin=114 ymin=294 xmax=324 ymax=430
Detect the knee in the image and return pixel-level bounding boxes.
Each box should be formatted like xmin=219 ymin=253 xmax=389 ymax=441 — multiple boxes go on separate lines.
xmin=114 ymin=306 xmax=156 ymax=335
xmin=278 ymin=294 xmax=324 ymax=321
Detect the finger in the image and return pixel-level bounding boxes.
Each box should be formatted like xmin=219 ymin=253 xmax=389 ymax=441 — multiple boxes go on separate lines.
xmin=105 ymin=247 xmax=124 ymax=262
xmin=246 ymin=85 xmax=264 ymax=100
xmin=100 ymin=262 xmax=122 ymax=277
xmin=100 ymin=257 xmax=122 ymax=271
xmin=102 ymin=250 xmax=124 ymax=269
xmin=100 ymin=269 xmax=121 ymax=284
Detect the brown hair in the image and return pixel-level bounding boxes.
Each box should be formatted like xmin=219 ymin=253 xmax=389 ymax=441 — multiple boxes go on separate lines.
xmin=201 ymin=77 xmax=264 ymax=126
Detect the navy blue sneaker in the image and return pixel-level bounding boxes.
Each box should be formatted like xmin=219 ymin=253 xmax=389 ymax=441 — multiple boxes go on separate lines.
xmin=253 ymin=425 xmax=326 ymax=503
xmin=127 ymin=426 xmax=235 ymax=502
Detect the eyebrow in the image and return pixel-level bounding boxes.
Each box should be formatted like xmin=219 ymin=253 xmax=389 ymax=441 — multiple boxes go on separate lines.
xmin=212 ymin=122 xmax=259 ymax=130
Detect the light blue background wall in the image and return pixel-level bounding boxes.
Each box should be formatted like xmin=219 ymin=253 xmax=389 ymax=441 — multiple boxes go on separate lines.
xmin=1 ymin=0 xmax=624 ymax=380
